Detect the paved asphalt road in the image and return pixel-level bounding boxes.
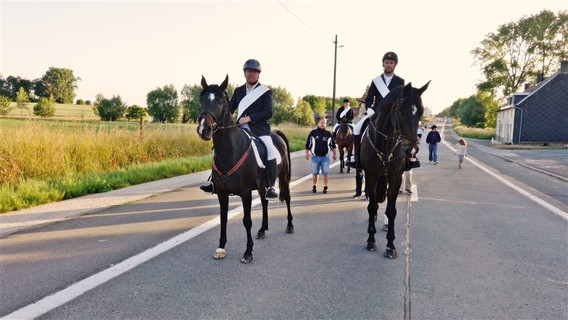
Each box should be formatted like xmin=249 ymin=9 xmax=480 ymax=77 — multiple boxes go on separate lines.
xmin=1 ymin=123 xmax=566 ymax=319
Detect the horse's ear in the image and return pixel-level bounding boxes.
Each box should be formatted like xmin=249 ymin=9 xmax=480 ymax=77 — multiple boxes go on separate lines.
xmin=220 ymin=74 xmax=229 ymax=91
xmin=417 ymin=80 xmax=431 ymax=96
xmin=201 ymin=76 xmax=208 ymax=89
xmin=403 ymin=83 xmax=413 ymax=96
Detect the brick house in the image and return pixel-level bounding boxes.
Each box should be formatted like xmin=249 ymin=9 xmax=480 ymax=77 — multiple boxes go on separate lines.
xmin=495 ymin=61 xmax=568 ymax=144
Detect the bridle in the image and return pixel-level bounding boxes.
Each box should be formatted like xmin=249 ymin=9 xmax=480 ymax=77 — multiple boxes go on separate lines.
xmin=199 ymin=89 xmax=241 ymax=132
xmin=365 ymin=95 xmax=417 ymax=164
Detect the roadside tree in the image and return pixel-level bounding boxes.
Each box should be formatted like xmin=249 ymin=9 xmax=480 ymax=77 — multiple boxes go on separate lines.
xmin=16 ymin=87 xmax=30 ymax=117
xmin=37 ymin=67 xmax=80 ymax=103
xmin=94 ymin=95 xmax=127 ymax=121
xmin=33 ymin=97 xmax=55 ymax=118
xmin=147 ymin=85 xmax=179 ymax=123
xmin=0 ymin=96 xmax=14 ymax=116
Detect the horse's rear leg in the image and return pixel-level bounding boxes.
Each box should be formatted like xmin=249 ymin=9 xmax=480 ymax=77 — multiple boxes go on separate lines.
xmin=241 ymin=193 xmax=254 ymax=264
xmin=339 ymin=148 xmax=344 ymax=173
xmin=281 ymin=184 xmax=294 ymax=234
xmin=256 ymin=197 xmax=269 ymax=239
xmin=213 ymin=194 xmax=229 ymax=259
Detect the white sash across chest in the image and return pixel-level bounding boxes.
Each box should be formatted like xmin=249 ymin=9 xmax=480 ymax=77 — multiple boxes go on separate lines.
xmin=339 ymin=106 xmax=351 ymax=118
xmin=237 ymin=84 xmax=270 ymax=119
xmin=372 ymin=75 xmax=390 ymax=99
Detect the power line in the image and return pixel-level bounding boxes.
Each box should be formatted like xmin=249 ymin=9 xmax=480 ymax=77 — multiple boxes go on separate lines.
xmin=276 ymin=0 xmax=331 ymax=43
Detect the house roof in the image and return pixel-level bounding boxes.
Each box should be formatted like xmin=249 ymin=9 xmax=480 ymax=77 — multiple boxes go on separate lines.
xmin=517 ymin=70 xmax=567 ymax=106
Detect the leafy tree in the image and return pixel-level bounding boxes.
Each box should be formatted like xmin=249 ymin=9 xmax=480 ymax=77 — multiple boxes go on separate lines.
xmin=0 ymin=96 xmax=14 ymax=116
xmin=37 ymin=67 xmax=80 ymax=103
xmin=303 ymin=95 xmax=330 ymax=118
xmin=125 ymin=105 xmax=147 ymax=122
xmin=294 ymin=99 xmax=314 ymax=125
xmin=269 ymin=85 xmax=294 ymax=125
xmin=94 ymin=95 xmax=127 ymax=121
xmin=76 ymin=99 xmax=85 ymax=105
xmin=146 ymin=84 xmax=179 ymax=123
xmin=0 ymin=75 xmax=33 ymax=101
xmin=458 ymin=95 xmax=486 ymax=128
xmin=33 ymin=97 xmax=55 ymax=118
xmin=16 ymin=87 xmax=30 ymax=117
xmin=471 ymin=9 xmax=568 ymax=102
xmin=180 ymin=84 xmax=202 ymax=124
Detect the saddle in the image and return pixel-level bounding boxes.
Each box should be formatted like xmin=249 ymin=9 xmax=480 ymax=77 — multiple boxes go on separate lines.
xmin=242 ymin=128 xmax=281 ymax=169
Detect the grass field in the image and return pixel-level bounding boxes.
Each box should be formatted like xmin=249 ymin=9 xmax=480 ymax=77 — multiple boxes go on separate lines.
xmin=7 ymin=102 xmax=99 ymax=120
xmin=0 ymin=103 xmax=313 ymax=213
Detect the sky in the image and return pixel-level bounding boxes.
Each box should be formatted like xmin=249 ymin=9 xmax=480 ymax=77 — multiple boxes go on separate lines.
xmin=1 ymin=0 xmax=567 ymax=115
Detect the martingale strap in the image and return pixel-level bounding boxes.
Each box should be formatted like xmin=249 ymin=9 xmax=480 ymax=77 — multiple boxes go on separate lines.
xmin=213 ymin=137 xmax=253 ymax=178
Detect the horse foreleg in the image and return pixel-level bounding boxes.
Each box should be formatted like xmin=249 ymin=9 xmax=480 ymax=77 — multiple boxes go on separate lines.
xmin=256 ymin=197 xmax=269 ymax=239
xmin=339 ymin=148 xmax=344 ymax=173
xmin=241 ymin=193 xmax=254 ymax=264
xmin=383 ymin=190 xmax=399 ymax=259
xmin=213 ymin=194 xmax=229 ymax=259
xmin=366 ymin=193 xmax=379 ymax=252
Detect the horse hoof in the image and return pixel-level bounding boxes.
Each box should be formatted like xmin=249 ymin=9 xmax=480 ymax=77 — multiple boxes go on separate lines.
xmin=367 ymin=242 xmax=377 ymax=252
xmin=286 ymin=226 xmax=294 ymax=234
xmin=384 ymin=248 xmax=398 ymax=259
xmin=213 ymin=248 xmax=226 ymax=259
xmin=256 ymin=231 xmax=266 ymax=240
xmin=241 ymin=254 xmax=253 ymax=264
xmin=382 ymin=224 xmax=388 ymax=231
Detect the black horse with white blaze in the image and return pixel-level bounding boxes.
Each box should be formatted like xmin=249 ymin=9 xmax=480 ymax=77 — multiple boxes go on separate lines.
xmin=361 ymin=81 xmax=430 ymax=259
xmin=197 ymin=75 xmax=293 ymax=264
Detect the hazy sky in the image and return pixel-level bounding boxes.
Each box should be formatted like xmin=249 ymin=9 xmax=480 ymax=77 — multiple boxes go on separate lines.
xmin=2 ymin=0 xmax=566 ymax=114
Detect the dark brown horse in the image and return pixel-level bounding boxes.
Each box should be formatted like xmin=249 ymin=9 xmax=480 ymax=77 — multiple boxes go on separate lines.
xmin=197 ymin=75 xmax=293 ymax=264
xmin=335 ymin=118 xmax=353 ymax=173
xmin=361 ymin=81 xmax=429 ymax=259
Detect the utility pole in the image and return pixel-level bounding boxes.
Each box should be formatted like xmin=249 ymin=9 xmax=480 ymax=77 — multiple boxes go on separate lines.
xmin=332 ymin=34 xmax=338 ymax=122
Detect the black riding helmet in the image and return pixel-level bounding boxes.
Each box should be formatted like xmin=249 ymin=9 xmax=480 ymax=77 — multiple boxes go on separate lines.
xmin=382 ymin=51 xmax=398 ymax=64
xmin=243 ymin=59 xmax=261 ymax=72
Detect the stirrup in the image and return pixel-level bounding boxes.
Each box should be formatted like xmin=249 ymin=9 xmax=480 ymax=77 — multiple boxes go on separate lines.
xmin=200 ymin=181 xmax=214 ymax=194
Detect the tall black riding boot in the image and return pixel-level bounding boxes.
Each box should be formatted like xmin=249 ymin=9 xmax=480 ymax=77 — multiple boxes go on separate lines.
xmin=347 ymin=135 xmax=361 ymax=169
xmin=353 ymin=168 xmax=364 ymax=198
xmin=265 ymin=159 xmax=279 ymax=200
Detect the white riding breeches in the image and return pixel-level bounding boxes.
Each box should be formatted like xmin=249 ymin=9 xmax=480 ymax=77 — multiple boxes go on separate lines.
xmin=260 ymin=135 xmax=277 ymax=160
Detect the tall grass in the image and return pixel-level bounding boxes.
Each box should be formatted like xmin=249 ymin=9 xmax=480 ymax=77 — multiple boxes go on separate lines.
xmin=0 ymin=119 xmax=311 ymax=213
xmin=0 ymin=119 xmax=212 ymax=186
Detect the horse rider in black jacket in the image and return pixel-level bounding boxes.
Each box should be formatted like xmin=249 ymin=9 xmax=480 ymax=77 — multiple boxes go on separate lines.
xmin=200 ymin=59 xmax=279 ymax=200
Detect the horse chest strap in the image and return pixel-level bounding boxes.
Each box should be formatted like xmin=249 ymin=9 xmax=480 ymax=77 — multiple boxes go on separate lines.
xmin=212 ymin=140 xmax=252 ymax=178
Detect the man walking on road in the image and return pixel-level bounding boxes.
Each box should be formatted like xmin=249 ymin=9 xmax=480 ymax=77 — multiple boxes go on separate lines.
xmin=426 ymin=125 xmax=441 ymax=164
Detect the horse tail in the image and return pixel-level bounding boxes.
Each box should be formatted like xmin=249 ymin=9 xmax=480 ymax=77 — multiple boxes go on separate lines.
xmin=274 ymin=129 xmax=291 ymax=202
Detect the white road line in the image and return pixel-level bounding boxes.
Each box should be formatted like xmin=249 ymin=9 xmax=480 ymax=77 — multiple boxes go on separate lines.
xmin=2 ymin=166 xmax=324 ymax=320
xmin=442 ymin=139 xmax=568 ymax=221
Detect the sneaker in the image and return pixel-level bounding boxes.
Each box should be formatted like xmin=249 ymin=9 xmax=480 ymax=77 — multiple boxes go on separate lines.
xmin=200 ymin=181 xmax=214 ymax=194
xmin=312 ymin=185 xmax=317 ymax=193
xmin=323 ymin=186 xmax=328 ymax=194
xmin=433 ymin=161 xmax=438 ymax=165
xmin=266 ymin=187 xmax=278 ymax=200
xmin=405 ymin=188 xmax=412 ymax=194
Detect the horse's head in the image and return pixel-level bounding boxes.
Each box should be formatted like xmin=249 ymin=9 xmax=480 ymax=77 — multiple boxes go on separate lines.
xmin=197 ymin=75 xmax=230 ymax=141
xmin=391 ymin=81 xmax=430 ymax=147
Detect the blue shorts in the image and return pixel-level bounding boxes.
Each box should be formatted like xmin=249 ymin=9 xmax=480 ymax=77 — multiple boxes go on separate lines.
xmin=311 ymin=155 xmax=330 ymax=176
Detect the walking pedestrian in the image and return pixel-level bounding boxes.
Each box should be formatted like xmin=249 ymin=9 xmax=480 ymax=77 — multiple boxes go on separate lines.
xmin=305 ymin=117 xmax=337 ymax=194
xmin=426 ymin=125 xmax=441 ymax=164
xmin=454 ymin=138 xmax=468 ymax=169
